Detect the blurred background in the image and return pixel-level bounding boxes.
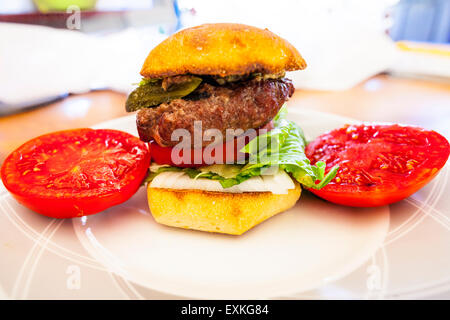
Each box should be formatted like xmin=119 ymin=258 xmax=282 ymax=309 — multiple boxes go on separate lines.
xmin=0 ymin=0 xmax=449 ymax=162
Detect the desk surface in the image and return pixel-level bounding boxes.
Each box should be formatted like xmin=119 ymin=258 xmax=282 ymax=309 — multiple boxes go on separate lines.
xmin=1 ymin=74 xmax=449 ymax=164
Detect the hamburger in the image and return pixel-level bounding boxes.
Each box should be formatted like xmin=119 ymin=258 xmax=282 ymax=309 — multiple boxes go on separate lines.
xmin=126 ymin=23 xmax=336 ymax=235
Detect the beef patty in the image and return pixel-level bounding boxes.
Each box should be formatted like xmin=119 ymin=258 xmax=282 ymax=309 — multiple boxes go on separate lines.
xmin=136 ymin=78 xmax=294 ymax=147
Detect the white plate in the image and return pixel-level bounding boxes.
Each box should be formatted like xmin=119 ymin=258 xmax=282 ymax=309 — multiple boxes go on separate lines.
xmin=73 ymin=109 xmax=389 ymax=299
xmin=1 ymin=108 xmax=449 ymax=299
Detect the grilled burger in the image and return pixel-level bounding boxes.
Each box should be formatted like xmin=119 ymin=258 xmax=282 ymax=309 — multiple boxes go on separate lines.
xmin=126 ymin=23 xmax=336 ymax=235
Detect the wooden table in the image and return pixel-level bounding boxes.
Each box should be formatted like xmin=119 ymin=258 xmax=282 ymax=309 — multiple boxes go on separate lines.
xmin=1 ymin=74 xmax=449 ymax=164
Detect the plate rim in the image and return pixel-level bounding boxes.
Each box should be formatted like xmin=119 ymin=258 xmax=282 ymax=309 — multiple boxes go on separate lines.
xmin=73 ymin=108 xmax=389 ymax=299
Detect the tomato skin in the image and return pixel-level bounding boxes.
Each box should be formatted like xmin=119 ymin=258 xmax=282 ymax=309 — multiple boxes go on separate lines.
xmin=7 ymin=181 xmax=142 ymax=219
xmin=1 ymin=129 xmax=151 ymax=218
xmin=150 ymin=121 xmax=274 ymax=167
xmin=306 ymin=178 xmax=434 ymax=207
xmin=306 ymin=124 xmax=450 ymax=207
xmin=150 ymin=138 xmax=245 ymax=168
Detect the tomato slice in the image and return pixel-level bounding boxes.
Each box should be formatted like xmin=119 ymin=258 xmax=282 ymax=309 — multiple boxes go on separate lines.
xmin=151 ymin=121 xmax=274 ymax=167
xmin=1 ymin=129 xmax=150 ymax=218
xmin=306 ymin=124 xmax=450 ymax=207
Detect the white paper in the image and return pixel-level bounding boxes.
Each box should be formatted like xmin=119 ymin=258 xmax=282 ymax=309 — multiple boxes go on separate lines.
xmin=0 ymin=23 xmax=165 ymax=105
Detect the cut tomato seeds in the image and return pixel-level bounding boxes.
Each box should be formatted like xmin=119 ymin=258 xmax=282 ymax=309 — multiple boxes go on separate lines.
xmin=306 ymin=124 xmax=450 ymax=207
xmin=1 ymin=129 xmax=151 ymax=218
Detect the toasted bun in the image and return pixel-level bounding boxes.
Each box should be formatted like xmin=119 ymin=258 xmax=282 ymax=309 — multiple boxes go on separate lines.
xmin=140 ymin=23 xmax=306 ymax=78
xmin=147 ymin=183 xmax=301 ymax=235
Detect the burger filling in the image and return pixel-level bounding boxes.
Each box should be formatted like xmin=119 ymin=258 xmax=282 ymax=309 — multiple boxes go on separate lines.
xmin=126 ymin=74 xmax=337 ymax=192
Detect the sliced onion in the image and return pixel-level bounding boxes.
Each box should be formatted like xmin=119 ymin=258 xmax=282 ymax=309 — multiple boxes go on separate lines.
xmin=150 ymin=169 xmax=295 ymax=194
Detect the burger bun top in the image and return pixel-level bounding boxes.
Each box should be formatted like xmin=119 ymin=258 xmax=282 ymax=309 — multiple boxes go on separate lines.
xmin=140 ymin=23 xmax=306 ymax=78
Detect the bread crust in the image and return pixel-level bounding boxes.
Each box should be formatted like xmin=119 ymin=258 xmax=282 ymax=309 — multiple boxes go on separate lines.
xmin=147 ymin=183 xmax=301 ymax=235
xmin=140 ymin=23 xmax=306 ymax=78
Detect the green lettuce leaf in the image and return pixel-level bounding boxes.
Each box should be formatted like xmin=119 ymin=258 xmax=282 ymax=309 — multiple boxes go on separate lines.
xmin=240 ymin=105 xmax=338 ymax=189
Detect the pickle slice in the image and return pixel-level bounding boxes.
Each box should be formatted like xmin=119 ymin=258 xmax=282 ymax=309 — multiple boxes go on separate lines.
xmin=125 ymin=76 xmax=202 ymax=112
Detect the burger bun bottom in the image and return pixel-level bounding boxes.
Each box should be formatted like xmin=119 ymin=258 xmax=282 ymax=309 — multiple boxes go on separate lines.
xmin=147 ymin=182 xmax=301 ymax=235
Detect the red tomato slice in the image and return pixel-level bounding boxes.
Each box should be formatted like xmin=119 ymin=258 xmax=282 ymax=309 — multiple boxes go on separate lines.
xmin=151 ymin=121 xmax=274 ymax=167
xmin=306 ymin=124 xmax=450 ymax=207
xmin=1 ymin=129 xmax=150 ymax=218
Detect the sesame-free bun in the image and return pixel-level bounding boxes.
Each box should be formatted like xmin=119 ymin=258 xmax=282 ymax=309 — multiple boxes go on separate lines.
xmin=140 ymin=23 xmax=306 ymax=79
xmin=147 ymin=183 xmax=301 ymax=235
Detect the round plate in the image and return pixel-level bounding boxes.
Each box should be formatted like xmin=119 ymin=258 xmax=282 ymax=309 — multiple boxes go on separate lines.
xmin=2 ymin=108 xmax=449 ymax=299
xmin=72 ymin=109 xmax=390 ymax=299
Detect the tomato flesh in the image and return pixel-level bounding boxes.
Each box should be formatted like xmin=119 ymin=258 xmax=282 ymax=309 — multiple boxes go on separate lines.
xmin=306 ymin=124 xmax=450 ymax=207
xmin=1 ymin=129 xmax=150 ymax=218
xmin=151 ymin=121 xmax=274 ymax=167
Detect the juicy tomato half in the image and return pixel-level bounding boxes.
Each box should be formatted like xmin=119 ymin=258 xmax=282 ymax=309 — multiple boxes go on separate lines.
xmin=151 ymin=121 xmax=274 ymax=167
xmin=306 ymin=123 xmax=450 ymax=207
xmin=1 ymin=129 xmax=150 ymax=218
